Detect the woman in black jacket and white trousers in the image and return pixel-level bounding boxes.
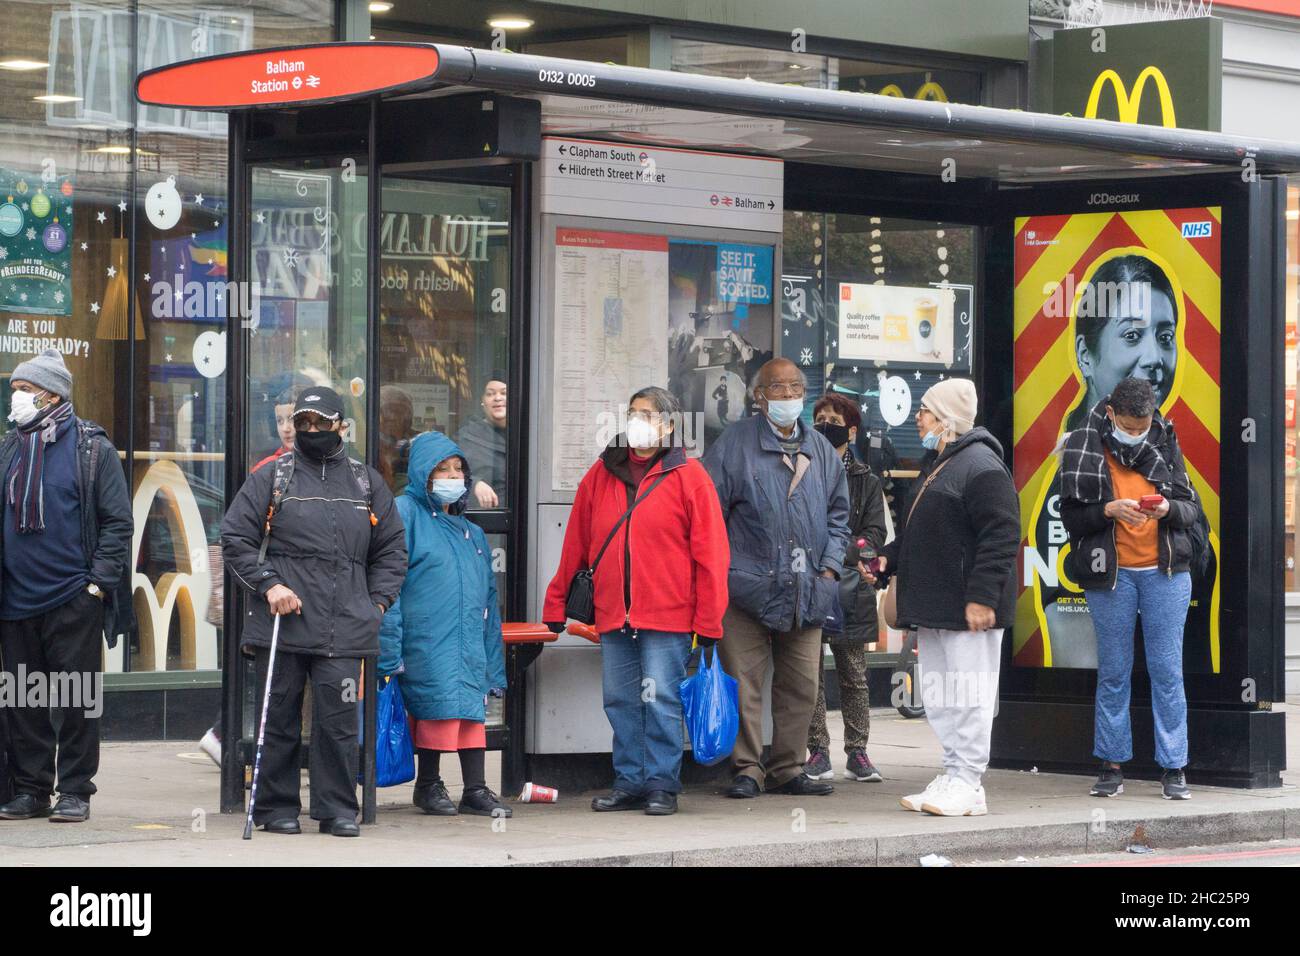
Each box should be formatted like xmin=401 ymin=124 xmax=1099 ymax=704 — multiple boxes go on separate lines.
xmin=865 ymin=379 xmax=1019 ymax=817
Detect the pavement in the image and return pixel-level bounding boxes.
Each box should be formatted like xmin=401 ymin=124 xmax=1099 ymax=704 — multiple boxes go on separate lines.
xmin=2 ymin=701 xmax=1298 ymax=867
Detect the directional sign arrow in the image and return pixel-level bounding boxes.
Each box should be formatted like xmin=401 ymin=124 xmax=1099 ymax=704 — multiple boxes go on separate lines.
xmin=558 ymin=163 xmax=566 ymax=174
xmin=768 ymin=200 xmax=775 ymax=209
xmin=558 ymin=144 xmax=567 ymax=154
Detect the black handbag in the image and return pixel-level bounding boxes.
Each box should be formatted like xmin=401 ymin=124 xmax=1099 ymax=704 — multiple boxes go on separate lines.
xmin=564 ymin=472 xmax=670 ymax=625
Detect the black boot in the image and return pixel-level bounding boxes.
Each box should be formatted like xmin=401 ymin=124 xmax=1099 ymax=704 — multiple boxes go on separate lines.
xmin=48 ymin=794 xmax=90 ymax=823
xmin=644 ymin=790 xmax=678 ymax=815
xmin=591 ymin=789 xmax=647 ymax=812
xmin=459 ymin=786 xmax=512 ymax=818
xmin=0 ymin=793 xmax=51 ymax=820
xmin=413 ymin=778 xmax=458 ymax=816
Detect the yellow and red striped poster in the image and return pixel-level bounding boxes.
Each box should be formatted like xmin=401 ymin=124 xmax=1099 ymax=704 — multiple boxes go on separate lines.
xmin=1013 ymin=207 xmax=1221 ymax=672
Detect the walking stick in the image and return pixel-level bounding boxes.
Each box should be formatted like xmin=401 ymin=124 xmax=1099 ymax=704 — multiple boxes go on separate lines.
xmin=243 ymin=612 xmax=281 ymax=840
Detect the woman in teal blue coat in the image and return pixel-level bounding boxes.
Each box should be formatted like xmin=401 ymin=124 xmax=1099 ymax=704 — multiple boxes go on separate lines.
xmin=379 ymin=431 xmax=509 ymax=818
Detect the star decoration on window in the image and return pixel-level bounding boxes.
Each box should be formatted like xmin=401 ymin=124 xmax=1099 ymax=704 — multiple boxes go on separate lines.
xmin=117 ymin=200 xmax=127 ymax=212
xmin=143 ymin=273 xmax=150 ymax=282
xmin=255 ymin=211 xmax=266 ymax=224
xmin=89 ymin=301 xmax=100 ymax=314
xmin=194 ymin=193 xmax=204 ymax=206
xmin=106 ymin=265 xmax=117 ymax=278
xmin=96 ymin=210 xmax=106 ymax=224
xmin=80 ymin=242 xmax=87 ymax=251
xmin=914 ymin=371 xmax=922 ymax=380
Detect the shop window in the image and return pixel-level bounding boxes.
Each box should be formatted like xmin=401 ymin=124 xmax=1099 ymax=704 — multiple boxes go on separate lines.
xmin=123 ymin=2 xmax=334 ymax=673
xmin=670 ymin=38 xmax=982 ymax=103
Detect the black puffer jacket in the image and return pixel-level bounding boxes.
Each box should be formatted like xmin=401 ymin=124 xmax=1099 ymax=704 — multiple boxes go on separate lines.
xmin=881 ymin=428 xmax=1019 ymax=631
xmin=222 ymin=442 xmax=408 ymax=658
xmin=831 ymin=458 xmax=886 ymax=645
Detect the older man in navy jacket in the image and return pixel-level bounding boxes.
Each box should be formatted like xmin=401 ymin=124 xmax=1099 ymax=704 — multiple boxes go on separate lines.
xmin=703 ymin=357 xmax=850 ymax=799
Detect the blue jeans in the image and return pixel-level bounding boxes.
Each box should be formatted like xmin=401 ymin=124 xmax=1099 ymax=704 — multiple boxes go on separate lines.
xmin=600 ymin=627 xmax=693 ymax=795
xmin=1085 ymin=569 xmax=1192 ymax=769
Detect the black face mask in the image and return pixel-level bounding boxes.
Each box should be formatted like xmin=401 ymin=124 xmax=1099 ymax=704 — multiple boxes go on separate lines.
xmin=814 ymin=421 xmax=851 ymax=448
xmin=297 ymin=429 xmax=342 ymax=460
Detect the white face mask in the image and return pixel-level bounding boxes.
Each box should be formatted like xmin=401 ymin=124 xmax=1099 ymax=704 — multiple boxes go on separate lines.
xmin=626 ymin=417 xmax=660 ymax=450
xmin=429 ymin=478 xmax=466 ymax=505
xmin=1108 ymin=415 xmax=1149 ymax=446
xmin=766 ymin=398 xmax=803 ymax=428
xmin=7 ymin=390 xmax=41 ymax=426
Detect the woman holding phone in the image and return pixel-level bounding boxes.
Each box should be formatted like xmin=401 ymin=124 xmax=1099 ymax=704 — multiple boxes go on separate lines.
xmin=1058 ymin=376 xmax=1204 ymax=801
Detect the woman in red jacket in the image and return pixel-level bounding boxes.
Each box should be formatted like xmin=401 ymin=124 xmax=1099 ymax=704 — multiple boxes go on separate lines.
xmin=545 ymin=386 xmax=729 ymax=816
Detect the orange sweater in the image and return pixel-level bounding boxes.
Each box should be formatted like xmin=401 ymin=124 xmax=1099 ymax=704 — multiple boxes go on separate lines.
xmin=1105 ymin=449 xmax=1158 ymax=568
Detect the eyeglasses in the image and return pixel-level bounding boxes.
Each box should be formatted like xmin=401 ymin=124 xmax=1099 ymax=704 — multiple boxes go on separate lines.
xmin=762 ymin=382 xmax=806 ymax=399
xmin=293 ymin=413 xmax=335 ymax=432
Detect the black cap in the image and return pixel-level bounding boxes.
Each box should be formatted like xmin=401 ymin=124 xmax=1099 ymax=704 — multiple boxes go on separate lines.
xmin=292 ymin=385 xmax=344 ymax=421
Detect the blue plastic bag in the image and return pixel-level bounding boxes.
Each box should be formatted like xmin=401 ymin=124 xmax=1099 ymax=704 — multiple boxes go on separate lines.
xmin=374 ymin=676 xmax=415 ymax=787
xmin=680 ymin=645 xmax=739 ymax=766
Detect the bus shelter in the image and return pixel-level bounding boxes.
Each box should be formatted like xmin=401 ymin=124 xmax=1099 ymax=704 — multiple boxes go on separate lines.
xmin=136 ymin=43 xmax=1300 ymax=817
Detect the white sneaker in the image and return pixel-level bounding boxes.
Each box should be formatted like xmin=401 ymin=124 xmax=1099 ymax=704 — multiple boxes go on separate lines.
xmin=921 ymin=778 xmax=987 ymax=816
xmin=199 ymin=729 xmax=222 ymax=767
xmin=900 ymin=773 xmax=951 ymax=812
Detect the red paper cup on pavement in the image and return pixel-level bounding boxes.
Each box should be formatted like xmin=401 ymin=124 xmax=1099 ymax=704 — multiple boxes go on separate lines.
xmin=519 ymin=782 xmax=559 ymax=803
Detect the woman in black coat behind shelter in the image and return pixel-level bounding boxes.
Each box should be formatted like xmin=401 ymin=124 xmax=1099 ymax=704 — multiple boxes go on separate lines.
xmin=222 ymin=386 xmax=408 ymax=837
xmin=804 ymin=392 xmax=887 ymax=785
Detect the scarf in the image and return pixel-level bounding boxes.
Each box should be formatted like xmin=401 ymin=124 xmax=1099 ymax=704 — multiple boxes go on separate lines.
xmin=1058 ymin=398 xmax=1194 ymax=505
xmin=8 ymin=401 xmax=75 ymax=534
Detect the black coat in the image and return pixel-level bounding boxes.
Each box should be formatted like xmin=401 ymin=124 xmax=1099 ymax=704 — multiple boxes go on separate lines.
xmin=881 ymin=427 xmax=1019 ymax=631
xmin=222 ymin=443 xmax=408 ymax=658
xmin=1059 ymin=419 xmax=1201 ymax=590
xmin=0 ymin=418 xmax=134 ymax=648
xmin=831 ymin=458 xmax=887 ymax=645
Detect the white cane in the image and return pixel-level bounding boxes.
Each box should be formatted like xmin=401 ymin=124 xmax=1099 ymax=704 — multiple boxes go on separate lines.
xmin=243 ymin=612 xmax=281 ymax=840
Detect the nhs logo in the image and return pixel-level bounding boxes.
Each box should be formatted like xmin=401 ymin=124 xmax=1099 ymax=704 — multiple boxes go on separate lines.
xmin=1181 ymin=221 xmax=1213 ymax=238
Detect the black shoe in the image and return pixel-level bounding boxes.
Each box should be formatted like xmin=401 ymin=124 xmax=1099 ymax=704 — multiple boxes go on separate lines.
xmin=459 ymin=786 xmax=512 ymax=818
xmin=262 ymin=818 xmax=302 ymax=835
xmin=48 ymin=794 xmax=90 ymax=823
xmin=644 ymin=790 xmax=677 ymax=815
xmin=318 ymin=817 xmax=360 ymax=837
xmin=767 ymin=774 xmax=834 ymax=796
xmin=0 ymin=793 xmax=51 ymax=820
xmin=591 ymin=789 xmax=647 ymax=812
xmin=1162 ymin=768 xmax=1191 ymax=800
xmin=726 ymin=775 xmax=761 ymax=799
xmin=413 ymin=779 xmax=458 ymax=816
xmin=1090 ymin=764 xmax=1124 ymax=798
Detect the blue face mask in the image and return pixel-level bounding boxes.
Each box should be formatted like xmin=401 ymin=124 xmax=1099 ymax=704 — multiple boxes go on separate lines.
xmin=921 ymin=429 xmax=942 ymax=451
xmin=766 ymin=398 xmax=803 ymax=427
xmin=1108 ymin=417 xmax=1148 ymax=446
xmin=429 ymin=478 xmax=467 ymax=505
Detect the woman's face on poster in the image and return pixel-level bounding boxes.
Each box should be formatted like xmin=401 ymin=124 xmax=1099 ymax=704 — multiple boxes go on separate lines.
xmin=1077 ymin=289 xmax=1177 ymax=408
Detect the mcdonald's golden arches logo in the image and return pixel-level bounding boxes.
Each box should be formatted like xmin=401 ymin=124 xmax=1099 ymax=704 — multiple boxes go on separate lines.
xmin=1084 ymin=66 xmax=1177 ymax=127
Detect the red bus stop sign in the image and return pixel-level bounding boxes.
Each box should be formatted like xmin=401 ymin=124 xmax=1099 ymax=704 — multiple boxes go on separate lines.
xmin=136 ymin=42 xmax=442 ymax=110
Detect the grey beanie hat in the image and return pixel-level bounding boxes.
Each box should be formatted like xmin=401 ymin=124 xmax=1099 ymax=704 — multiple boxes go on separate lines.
xmin=11 ymin=348 xmax=73 ymax=400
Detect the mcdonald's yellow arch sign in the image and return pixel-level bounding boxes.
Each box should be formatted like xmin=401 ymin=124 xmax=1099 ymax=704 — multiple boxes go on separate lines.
xmin=1084 ymin=67 xmax=1176 ymax=127
xmin=1051 ymin=17 xmax=1222 ymax=132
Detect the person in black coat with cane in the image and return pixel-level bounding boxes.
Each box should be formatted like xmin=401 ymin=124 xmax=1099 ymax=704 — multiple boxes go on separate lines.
xmin=222 ymin=386 xmax=407 ymax=837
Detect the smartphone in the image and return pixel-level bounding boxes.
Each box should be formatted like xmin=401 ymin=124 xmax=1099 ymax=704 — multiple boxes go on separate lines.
xmin=1139 ymin=494 xmax=1166 ymax=512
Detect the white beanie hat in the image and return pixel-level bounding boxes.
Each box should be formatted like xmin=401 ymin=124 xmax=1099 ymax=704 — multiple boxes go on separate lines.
xmin=921 ymin=378 xmax=977 ymax=437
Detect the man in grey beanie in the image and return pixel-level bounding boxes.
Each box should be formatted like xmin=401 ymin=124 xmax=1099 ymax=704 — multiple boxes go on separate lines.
xmin=0 ymin=349 xmax=133 ymax=823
